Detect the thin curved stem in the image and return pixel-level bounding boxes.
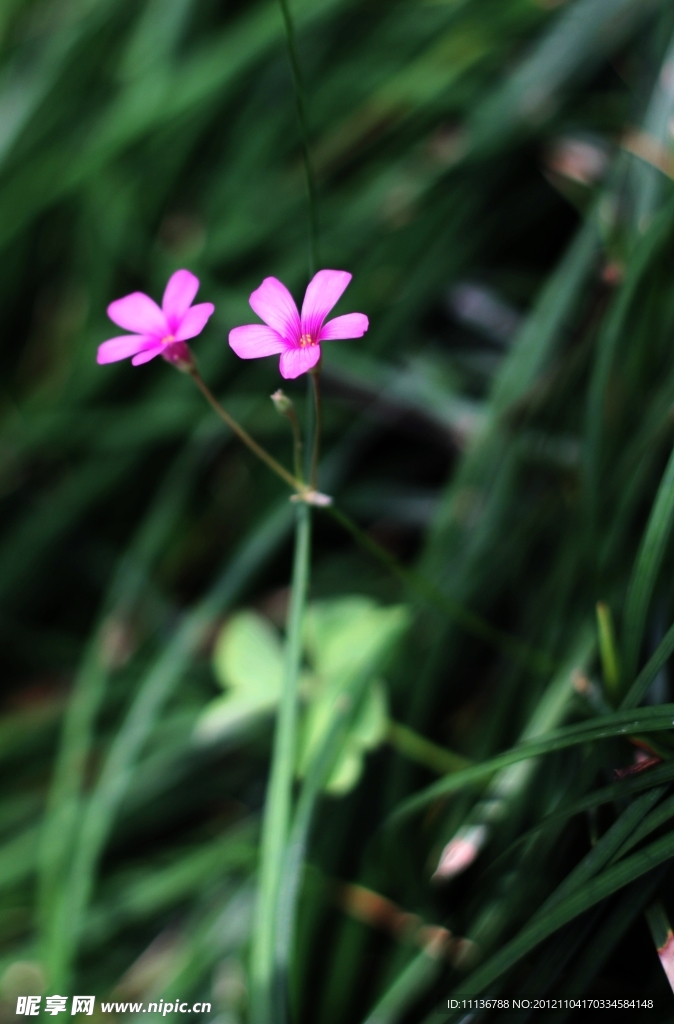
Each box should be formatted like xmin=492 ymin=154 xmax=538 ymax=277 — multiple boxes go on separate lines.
xmin=188 ymin=369 xmax=552 ymax=673
xmin=189 ymin=369 xmax=303 ymax=493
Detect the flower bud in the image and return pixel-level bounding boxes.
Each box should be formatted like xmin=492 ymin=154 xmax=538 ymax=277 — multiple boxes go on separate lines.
xmin=162 ymin=341 xmax=195 ymax=373
xmin=271 ymin=389 xmax=294 ymax=415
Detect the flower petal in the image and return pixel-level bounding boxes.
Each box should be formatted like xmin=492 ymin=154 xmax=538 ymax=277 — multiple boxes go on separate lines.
xmin=96 ymin=334 xmax=149 ymax=364
xmin=249 ymin=277 xmax=301 ymax=343
xmin=174 ymin=302 xmax=215 ymax=340
xmin=162 ymin=269 xmax=200 ymax=330
xmin=319 ymin=312 xmax=369 ymax=341
xmin=229 ymin=324 xmax=287 ymax=358
xmin=301 ymin=269 xmax=352 ymax=339
xmin=107 ymin=292 xmax=167 ymax=337
xmin=131 ymin=342 xmax=165 ymax=366
xmin=279 ymin=345 xmax=321 ymax=379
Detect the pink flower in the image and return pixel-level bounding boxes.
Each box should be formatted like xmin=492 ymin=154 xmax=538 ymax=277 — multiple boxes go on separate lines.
xmin=97 ymin=269 xmax=214 ymax=367
xmin=229 ymin=269 xmax=368 ymax=380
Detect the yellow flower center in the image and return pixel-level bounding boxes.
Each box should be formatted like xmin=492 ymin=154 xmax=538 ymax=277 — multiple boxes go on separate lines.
xmin=299 ymin=333 xmax=314 ymax=347
xmin=162 ymin=334 xmax=175 ymax=345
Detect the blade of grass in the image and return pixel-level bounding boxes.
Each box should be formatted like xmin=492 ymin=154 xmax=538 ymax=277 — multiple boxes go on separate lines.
xmin=388 ymin=703 xmax=674 ymax=824
xmin=438 ymin=826 xmax=674 ymax=1016
xmin=433 ymin=625 xmax=595 ymax=877
xmin=44 ymin=500 xmax=294 ymax=991
xmin=38 ymin=431 xmax=212 ymax=954
xmin=621 ymin=619 xmax=674 ymax=709
xmin=623 ymin=443 xmax=674 ymax=682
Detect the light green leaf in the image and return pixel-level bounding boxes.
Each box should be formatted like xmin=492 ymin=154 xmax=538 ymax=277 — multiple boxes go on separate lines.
xmin=302 ymin=680 xmax=389 ymax=795
xmin=200 ymin=598 xmax=404 ymax=782
xmin=196 ymin=611 xmax=284 ymax=742
xmin=194 ymin=694 xmax=277 ymax=742
xmin=305 ymin=596 xmax=407 ymax=684
xmin=326 ymin=749 xmax=362 ymax=795
xmin=213 ymin=611 xmax=284 ymax=700
xmin=351 ymin=680 xmax=388 ymax=750
xmin=299 ymin=597 xmax=405 ymax=795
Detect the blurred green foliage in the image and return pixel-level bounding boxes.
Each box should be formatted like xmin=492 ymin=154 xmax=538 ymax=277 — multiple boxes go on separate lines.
xmin=5 ymin=0 xmax=674 ymax=1019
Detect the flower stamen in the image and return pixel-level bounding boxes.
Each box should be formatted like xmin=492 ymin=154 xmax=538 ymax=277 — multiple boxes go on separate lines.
xmin=299 ymin=333 xmax=314 ymax=347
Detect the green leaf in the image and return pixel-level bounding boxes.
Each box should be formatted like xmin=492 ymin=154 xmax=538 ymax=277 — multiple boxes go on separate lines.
xmin=317 ymin=680 xmax=388 ymax=795
xmin=196 ymin=611 xmax=285 ymax=741
xmin=194 ymin=693 xmax=277 ymax=742
xmin=213 ymin=611 xmax=284 ymax=699
xmin=304 ymin=596 xmax=406 ymax=684
xmin=300 ymin=597 xmax=404 ymax=795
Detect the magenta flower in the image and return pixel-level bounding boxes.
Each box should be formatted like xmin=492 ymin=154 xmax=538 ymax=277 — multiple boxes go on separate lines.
xmin=97 ymin=269 xmax=214 ymax=367
xmin=228 ymin=269 xmax=368 ymax=380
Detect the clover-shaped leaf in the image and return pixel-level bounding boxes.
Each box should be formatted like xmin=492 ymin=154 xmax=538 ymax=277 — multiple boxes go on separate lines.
xmin=195 ymin=597 xmax=407 ymax=799
xmin=194 ymin=611 xmax=283 ymax=741
xmin=299 ymin=597 xmax=408 ymax=795
xmin=300 ymin=678 xmax=389 ymax=794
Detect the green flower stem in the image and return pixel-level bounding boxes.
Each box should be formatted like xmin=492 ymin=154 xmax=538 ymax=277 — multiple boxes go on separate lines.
xmin=288 ymin=408 xmax=304 ymax=483
xmin=310 ymin=368 xmax=321 ymax=489
xmin=386 ymin=720 xmax=470 ymax=775
xmin=251 ymin=500 xmax=311 ymax=1024
xmin=190 ymin=368 xmax=304 ymax=494
xmin=189 ymin=367 xmax=553 ymax=677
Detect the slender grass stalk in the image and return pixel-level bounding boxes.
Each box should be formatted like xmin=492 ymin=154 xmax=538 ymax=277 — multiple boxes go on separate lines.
xmin=274 ymin=675 xmax=351 ymax=1024
xmin=277 ymin=0 xmax=318 ymax=276
xmin=250 ymin=500 xmax=311 ymax=1024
